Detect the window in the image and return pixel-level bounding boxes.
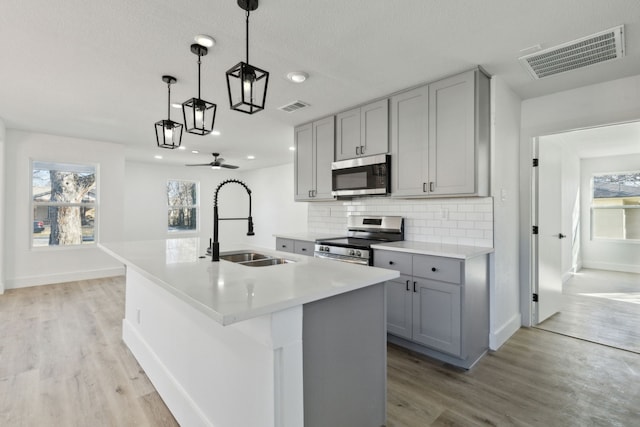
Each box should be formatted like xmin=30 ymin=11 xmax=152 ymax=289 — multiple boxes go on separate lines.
xmin=167 ymin=180 xmax=198 ymax=232
xmin=591 ymin=172 xmax=640 ymax=241
xmin=32 ymin=161 xmax=97 ymax=247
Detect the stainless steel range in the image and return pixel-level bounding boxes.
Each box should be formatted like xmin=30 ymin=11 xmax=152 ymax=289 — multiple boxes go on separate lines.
xmin=314 ymin=215 xmax=404 ymax=265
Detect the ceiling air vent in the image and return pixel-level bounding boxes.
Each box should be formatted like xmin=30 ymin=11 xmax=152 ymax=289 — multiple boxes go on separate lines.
xmin=279 ymin=100 xmax=310 ymax=113
xmin=519 ymin=25 xmax=625 ymax=79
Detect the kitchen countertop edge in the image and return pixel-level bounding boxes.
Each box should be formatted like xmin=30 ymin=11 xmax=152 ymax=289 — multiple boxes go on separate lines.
xmin=371 ymin=241 xmax=494 ymax=259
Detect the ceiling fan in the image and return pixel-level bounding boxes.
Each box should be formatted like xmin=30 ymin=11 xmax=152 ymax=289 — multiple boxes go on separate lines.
xmin=185 ymin=153 xmax=239 ymax=169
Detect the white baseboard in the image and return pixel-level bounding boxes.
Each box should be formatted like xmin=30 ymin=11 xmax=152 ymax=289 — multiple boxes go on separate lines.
xmin=582 ymin=261 xmax=640 ymax=274
xmin=490 ymin=313 xmax=521 ymax=350
xmin=4 ymin=267 xmax=125 ymax=289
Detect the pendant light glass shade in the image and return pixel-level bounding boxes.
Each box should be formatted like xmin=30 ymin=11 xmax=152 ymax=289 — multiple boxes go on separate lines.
xmin=226 ymin=0 xmax=269 ymax=114
xmin=155 ymin=75 xmax=183 ymax=149
xmin=183 ymin=44 xmax=217 ymax=135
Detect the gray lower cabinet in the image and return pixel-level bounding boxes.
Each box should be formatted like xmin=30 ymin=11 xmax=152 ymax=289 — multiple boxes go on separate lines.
xmin=375 ymin=249 xmax=488 ymax=368
xmin=276 ymin=237 xmax=315 ymax=256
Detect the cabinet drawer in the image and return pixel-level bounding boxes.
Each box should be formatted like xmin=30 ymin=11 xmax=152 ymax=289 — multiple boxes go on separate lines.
xmin=294 ymin=240 xmax=315 ymax=256
xmin=276 ymin=238 xmax=294 ymax=253
xmin=413 ymin=255 xmax=461 ymax=284
xmin=373 ymin=250 xmax=412 ymax=275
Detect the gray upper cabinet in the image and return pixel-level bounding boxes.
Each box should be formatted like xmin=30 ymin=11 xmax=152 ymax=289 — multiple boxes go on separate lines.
xmin=390 ymin=68 xmax=489 ymax=198
xmin=294 ymin=116 xmax=335 ymax=201
xmin=335 ymin=99 xmax=389 ymax=161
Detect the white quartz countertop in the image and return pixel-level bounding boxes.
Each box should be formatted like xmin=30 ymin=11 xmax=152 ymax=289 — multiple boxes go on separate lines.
xmin=100 ymin=238 xmax=399 ymax=326
xmin=272 ymin=232 xmax=345 ymax=242
xmin=370 ymin=241 xmax=494 ymax=259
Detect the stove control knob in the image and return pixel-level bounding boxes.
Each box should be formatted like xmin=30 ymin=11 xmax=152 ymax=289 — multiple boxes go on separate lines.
xmin=323 ymin=246 xmax=329 ymax=252
xmin=355 ymin=250 xmax=361 ymax=257
xmin=319 ymin=246 xmax=324 ymax=252
xmin=349 ymin=249 xmax=355 ymax=256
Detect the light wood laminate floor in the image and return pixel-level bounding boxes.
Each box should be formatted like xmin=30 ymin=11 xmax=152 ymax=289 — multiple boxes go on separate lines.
xmin=537 ymin=269 xmax=640 ymax=353
xmin=1 ymin=277 xmax=639 ymax=426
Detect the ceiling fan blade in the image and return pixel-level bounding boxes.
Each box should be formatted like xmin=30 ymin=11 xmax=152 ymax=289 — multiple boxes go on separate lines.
xmin=221 ymin=164 xmax=239 ymax=169
xmin=185 ymin=163 xmax=214 ymax=166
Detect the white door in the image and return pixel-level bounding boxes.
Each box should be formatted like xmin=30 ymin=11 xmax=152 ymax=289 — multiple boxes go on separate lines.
xmin=534 ymin=139 xmax=565 ymax=324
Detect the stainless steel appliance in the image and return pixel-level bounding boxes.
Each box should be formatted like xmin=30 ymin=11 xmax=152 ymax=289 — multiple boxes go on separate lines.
xmin=314 ymin=215 xmax=403 ymax=265
xmin=331 ymin=154 xmax=390 ymax=197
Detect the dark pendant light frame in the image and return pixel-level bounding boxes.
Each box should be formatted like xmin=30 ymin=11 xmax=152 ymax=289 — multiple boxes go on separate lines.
xmin=155 ymin=75 xmax=183 ymax=149
xmin=183 ymin=44 xmax=217 ymax=135
xmin=226 ymin=0 xmax=269 ymax=114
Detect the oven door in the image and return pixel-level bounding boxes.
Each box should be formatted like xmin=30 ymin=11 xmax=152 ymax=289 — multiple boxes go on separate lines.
xmin=331 ymin=154 xmax=390 ymax=197
xmin=314 ymin=252 xmax=370 ymax=266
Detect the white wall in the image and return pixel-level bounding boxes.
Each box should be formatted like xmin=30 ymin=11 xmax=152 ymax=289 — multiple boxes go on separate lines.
xmin=520 ymin=73 xmax=640 ymax=325
xmin=0 ymin=118 xmax=5 ymax=293
xmin=4 ymin=130 xmax=126 ymax=289
xmin=124 ymin=161 xmax=307 ymax=253
xmin=489 ymin=77 xmax=521 ymax=349
xmin=580 ymin=154 xmax=640 ymax=273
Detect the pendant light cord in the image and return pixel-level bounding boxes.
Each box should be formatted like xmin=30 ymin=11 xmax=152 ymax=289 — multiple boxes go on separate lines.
xmin=167 ymin=81 xmax=171 ymax=120
xmin=197 ymin=54 xmax=202 ymax=99
xmin=245 ymin=9 xmax=250 ymax=64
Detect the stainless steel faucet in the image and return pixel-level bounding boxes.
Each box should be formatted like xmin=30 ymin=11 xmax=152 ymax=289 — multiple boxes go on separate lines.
xmin=211 ymin=179 xmax=255 ymax=262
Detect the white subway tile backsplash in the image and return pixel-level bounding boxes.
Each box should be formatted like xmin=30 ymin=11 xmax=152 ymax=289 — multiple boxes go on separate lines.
xmin=307 ymin=196 xmax=494 ymax=248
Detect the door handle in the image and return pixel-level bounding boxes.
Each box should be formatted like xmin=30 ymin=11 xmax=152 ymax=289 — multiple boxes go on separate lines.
xmin=558 ymin=233 xmax=566 ymax=239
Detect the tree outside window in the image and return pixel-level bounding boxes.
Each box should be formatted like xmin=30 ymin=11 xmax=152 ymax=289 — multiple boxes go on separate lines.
xmin=167 ymin=180 xmax=198 ymax=232
xmin=592 ymin=172 xmax=640 ymax=240
xmin=32 ymin=161 xmax=97 ymax=247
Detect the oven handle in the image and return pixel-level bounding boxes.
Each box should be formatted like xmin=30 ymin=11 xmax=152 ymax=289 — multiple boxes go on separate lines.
xmin=314 ymin=252 xmax=370 ymax=266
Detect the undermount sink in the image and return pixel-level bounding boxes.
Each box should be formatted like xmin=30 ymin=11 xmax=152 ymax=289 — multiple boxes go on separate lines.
xmin=218 ymin=251 xmax=295 ymax=267
xmin=219 ymin=251 xmax=271 ymax=263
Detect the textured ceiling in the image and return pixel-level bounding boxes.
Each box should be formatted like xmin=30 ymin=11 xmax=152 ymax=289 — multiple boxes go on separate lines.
xmin=1 ymin=0 xmax=639 ymax=169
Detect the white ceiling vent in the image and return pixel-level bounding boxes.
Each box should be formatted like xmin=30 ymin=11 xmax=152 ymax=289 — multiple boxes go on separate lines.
xmin=279 ymin=100 xmax=310 ymax=113
xmin=519 ymin=25 xmax=625 ymax=79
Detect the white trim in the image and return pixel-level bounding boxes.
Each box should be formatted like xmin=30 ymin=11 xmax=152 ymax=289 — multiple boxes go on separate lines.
xmin=4 ymin=267 xmax=124 ymax=289
xmin=489 ymin=313 xmax=521 ymax=350
xmin=582 ymin=260 xmax=640 ymax=274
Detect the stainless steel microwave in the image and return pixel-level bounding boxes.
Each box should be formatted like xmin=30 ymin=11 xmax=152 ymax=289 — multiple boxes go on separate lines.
xmin=331 ymin=154 xmax=390 ymax=197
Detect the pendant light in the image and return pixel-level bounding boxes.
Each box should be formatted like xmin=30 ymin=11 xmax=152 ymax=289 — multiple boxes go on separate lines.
xmin=226 ymin=0 xmax=269 ymax=114
xmin=155 ymin=75 xmax=183 ymax=149
xmin=183 ymin=44 xmax=217 ymax=135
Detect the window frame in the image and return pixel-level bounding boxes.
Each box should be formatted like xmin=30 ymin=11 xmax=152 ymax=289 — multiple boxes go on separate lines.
xmin=166 ymin=179 xmax=200 ymax=234
xmin=30 ymin=160 xmax=99 ymax=250
xmin=590 ymin=170 xmax=640 ymax=243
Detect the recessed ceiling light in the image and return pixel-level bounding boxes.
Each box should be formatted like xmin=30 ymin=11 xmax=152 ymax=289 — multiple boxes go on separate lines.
xmin=194 ymin=34 xmax=215 ymax=48
xmin=247 ymin=155 xmax=255 ymax=160
xmin=171 ymin=103 xmax=182 ymax=109
xmin=211 ymin=130 xmax=221 ymax=136
xmin=289 ymin=146 xmax=296 ymax=151
xmin=287 ymin=71 xmax=308 ymax=83
xmin=191 ymin=150 xmax=200 ymax=154
xmin=154 ymin=155 xmax=163 ymax=159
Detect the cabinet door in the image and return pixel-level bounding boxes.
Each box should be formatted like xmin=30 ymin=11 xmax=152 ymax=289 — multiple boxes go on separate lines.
xmin=428 ymin=70 xmax=475 ymax=195
xmin=390 ymin=85 xmax=429 ymax=197
xmin=313 ymin=116 xmax=335 ymax=200
xmin=386 ymin=276 xmax=413 ymax=340
xmin=412 ymin=278 xmax=461 ymax=356
xmin=335 ymin=108 xmax=361 ymax=160
xmin=294 ymin=123 xmax=314 ymax=200
xmin=361 ymin=99 xmax=389 ymax=157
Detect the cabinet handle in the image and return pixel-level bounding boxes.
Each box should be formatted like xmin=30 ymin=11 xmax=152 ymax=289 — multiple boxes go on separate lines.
xmin=423 ymin=183 xmax=427 ymax=193
xmin=429 ymin=182 xmax=435 ymax=192
xmin=413 ymin=281 xmax=417 ymax=292
xmin=361 ymin=145 xmax=365 ymax=154
xmin=389 ymin=261 xmax=394 ymax=265
xmin=301 ymin=248 xmax=307 ymax=251
xmin=406 ymin=280 xmax=410 ymax=291
xmin=356 ymin=146 xmax=360 ymax=155
xmin=431 ymin=267 xmax=437 ymax=272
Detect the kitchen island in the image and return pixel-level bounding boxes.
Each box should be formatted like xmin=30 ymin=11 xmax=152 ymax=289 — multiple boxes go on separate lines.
xmin=100 ymin=238 xmax=399 ymax=427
